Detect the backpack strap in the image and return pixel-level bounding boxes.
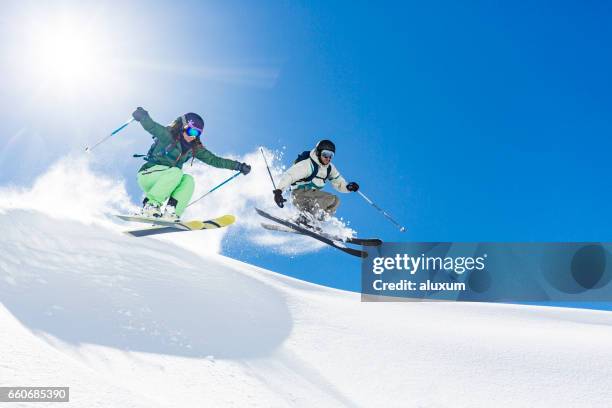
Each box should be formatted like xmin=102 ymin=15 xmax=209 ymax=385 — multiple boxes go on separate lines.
xmin=292 ymin=158 xmax=332 ymax=185
xmin=133 ymin=137 xmax=171 ymax=162
xmin=137 ymin=133 xmax=199 ymax=166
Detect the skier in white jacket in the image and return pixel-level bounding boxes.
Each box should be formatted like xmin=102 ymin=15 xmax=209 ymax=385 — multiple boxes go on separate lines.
xmin=273 ymin=140 xmax=359 ymax=225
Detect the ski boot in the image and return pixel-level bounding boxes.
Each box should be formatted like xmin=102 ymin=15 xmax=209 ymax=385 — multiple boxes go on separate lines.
xmin=162 ymin=197 xmax=180 ymax=222
xmin=141 ymin=198 xmax=162 ymax=218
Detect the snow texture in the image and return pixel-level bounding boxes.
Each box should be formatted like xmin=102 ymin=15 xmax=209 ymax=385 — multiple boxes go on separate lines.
xmin=1 ymin=159 xmax=612 ymax=407
xmin=1 ymin=209 xmax=612 ymax=407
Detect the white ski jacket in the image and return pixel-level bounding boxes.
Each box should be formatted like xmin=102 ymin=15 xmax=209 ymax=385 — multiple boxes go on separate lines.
xmin=277 ymin=149 xmax=349 ymax=192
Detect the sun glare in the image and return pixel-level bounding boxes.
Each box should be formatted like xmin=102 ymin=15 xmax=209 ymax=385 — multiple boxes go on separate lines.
xmin=37 ymin=24 xmax=97 ymax=82
xmin=20 ymin=11 xmax=116 ymax=97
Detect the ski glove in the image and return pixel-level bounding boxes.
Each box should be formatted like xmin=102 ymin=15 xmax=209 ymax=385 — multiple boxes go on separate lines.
xmin=132 ymin=107 xmax=148 ymax=122
xmin=273 ymin=189 xmax=286 ymax=208
xmin=347 ymin=182 xmax=359 ymax=192
xmin=235 ymin=162 xmax=251 ymax=175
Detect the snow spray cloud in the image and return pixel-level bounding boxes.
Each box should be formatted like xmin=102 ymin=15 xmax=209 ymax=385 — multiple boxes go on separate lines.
xmin=0 ymin=148 xmax=352 ymax=257
xmin=0 ymin=155 xmax=134 ymax=225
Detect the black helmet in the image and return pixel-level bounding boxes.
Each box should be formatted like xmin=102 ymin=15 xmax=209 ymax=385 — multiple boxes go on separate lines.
xmin=315 ymin=139 xmax=335 ymax=155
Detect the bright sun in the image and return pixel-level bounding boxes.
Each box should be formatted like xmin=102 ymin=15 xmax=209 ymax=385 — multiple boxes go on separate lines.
xmin=20 ymin=10 xmax=115 ymax=96
xmin=37 ymin=24 xmax=97 ymax=82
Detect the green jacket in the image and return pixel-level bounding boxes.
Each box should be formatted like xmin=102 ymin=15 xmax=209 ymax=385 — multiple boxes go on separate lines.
xmin=137 ymin=113 xmax=240 ymax=172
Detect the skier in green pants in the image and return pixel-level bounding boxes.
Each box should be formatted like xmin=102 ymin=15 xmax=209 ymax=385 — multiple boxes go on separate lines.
xmin=132 ymin=107 xmax=251 ymax=220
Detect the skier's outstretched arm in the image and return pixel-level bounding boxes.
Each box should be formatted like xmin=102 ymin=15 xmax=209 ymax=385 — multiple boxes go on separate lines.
xmin=132 ymin=107 xmax=172 ymax=144
xmin=329 ymin=166 xmax=350 ymax=193
xmin=195 ymin=146 xmax=251 ymax=174
xmin=330 ymin=166 xmax=359 ymax=193
xmin=273 ymin=161 xmax=312 ymax=208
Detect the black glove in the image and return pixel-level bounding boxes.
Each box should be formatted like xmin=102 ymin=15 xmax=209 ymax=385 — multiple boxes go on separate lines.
xmin=235 ymin=162 xmax=251 ymax=175
xmin=273 ymin=189 xmax=286 ymax=208
xmin=347 ymin=181 xmax=359 ymax=192
xmin=132 ymin=107 xmax=148 ymax=122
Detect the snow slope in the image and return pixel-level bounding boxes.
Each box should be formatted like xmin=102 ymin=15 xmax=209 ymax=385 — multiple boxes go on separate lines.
xmin=1 ymin=209 xmax=612 ymax=407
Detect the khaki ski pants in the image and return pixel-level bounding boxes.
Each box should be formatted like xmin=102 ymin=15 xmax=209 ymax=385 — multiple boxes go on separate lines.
xmin=291 ymin=189 xmax=340 ymax=218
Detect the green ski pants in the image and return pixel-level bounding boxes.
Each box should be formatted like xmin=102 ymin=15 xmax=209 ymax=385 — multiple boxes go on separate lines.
xmin=137 ymin=165 xmax=195 ymax=216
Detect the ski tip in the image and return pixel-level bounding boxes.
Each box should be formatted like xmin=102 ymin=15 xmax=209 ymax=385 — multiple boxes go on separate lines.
xmin=218 ymin=214 xmax=236 ymax=224
xmin=181 ymin=214 xmax=236 ymax=230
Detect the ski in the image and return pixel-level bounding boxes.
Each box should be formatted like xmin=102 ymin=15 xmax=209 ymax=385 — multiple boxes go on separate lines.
xmin=255 ymin=208 xmax=368 ymax=258
xmin=260 ymin=223 xmax=382 ymax=246
xmin=120 ymin=215 xmax=236 ymax=237
xmin=115 ymin=215 xmax=191 ymax=230
xmin=345 ymin=237 xmax=383 ymax=246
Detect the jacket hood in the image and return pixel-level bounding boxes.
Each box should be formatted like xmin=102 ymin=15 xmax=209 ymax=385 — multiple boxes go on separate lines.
xmin=309 ymin=148 xmax=332 ymax=169
xmin=309 ymin=148 xmax=323 ymax=166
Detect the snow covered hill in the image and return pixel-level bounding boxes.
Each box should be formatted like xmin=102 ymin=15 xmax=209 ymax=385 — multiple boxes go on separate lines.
xmin=1 ymin=209 xmax=612 ymax=407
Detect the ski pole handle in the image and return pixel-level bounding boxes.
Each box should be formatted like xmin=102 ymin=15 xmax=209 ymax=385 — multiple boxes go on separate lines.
xmin=85 ymin=118 xmax=135 ymax=153
xmin=186 ymin=171 xmax=242 ymax=208
xmin=357 ymin=190 xmax=406 ymax=232
xmin=259 ymin=147 xmax=278 ymax=190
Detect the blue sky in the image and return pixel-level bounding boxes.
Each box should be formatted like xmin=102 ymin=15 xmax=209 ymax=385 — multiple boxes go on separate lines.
xmin=1 ymin=0 xmax=611 ymax=292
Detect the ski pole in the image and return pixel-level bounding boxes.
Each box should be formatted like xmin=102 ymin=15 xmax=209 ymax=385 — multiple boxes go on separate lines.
xmin=357 ymin=190 xmax=406 ymax=232
xmin=85 ymin=118 xmax=135 ymax=153
xmin=259 ymin=147 xmax=278 ymax=189
xmin=186 ymin=171 xmax=242 ymax=208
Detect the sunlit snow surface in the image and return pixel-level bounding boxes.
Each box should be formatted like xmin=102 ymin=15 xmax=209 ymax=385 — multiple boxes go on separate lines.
xmin=1 ymin=157 xmax=612 ymax=407
xmin=1 ymin=210 xmax=612 ymax=407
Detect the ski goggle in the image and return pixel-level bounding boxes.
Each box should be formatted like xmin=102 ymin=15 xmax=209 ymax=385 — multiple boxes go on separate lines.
xmin=320 ymin=149 xmax=334 ymax=159
xmin=184 ymin=125 xmax=202 ymax=138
